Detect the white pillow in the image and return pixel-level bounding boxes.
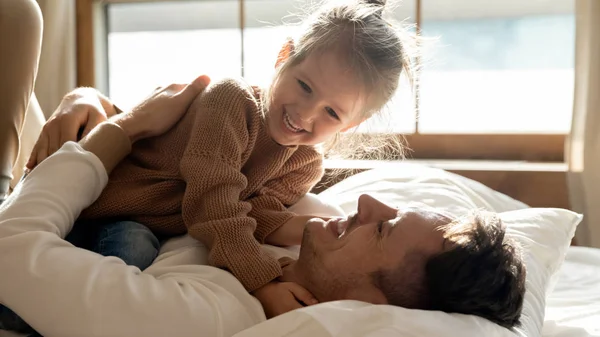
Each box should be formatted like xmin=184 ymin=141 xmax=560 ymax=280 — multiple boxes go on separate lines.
xmin=240 ymin=166 xmax=581 ymax=337
xmin=503 ymin=208 xmax=581 ymax=337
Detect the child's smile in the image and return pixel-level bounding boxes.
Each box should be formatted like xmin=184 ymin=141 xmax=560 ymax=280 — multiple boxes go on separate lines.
xmin=282 ymin=107 xmax=306 ymax=134
xmin=266 ymin=49 xmax=367 ymax=147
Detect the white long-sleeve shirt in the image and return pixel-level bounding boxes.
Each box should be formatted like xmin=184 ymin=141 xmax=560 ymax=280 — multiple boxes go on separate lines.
xmin=0 ymin=123 xmax=267 ymax=337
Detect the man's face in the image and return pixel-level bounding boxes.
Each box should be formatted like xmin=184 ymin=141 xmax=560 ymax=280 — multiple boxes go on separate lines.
xmin=295 ymin=194 xmax=453 ymax=303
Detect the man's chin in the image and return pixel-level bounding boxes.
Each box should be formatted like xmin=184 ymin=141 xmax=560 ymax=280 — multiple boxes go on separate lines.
xmin=299 ymin=226 xmax=311 ymax=249
xmin=297 ymin=226 xmax=318 ymax=259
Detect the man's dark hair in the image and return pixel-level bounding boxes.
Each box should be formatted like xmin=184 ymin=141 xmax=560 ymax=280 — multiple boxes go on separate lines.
xmin=370 ymin=210 xmax=527 ymax=329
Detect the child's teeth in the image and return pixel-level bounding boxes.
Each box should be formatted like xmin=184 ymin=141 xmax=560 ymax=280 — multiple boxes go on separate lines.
xmin=285 ymin=113 xmax=303 ymax=132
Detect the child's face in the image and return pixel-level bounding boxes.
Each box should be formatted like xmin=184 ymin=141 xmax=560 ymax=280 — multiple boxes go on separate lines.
xmin=266 ymin=49 xmax=368 ymax=147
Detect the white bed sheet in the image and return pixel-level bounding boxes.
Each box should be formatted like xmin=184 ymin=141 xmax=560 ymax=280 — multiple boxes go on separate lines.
xmin=543 ymin=246 xmax=600 ymax=337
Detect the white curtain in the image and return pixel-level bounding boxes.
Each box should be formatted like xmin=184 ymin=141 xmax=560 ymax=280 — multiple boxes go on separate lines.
xmin=35 ymin=0 xmax=77 ymax=119
xmin=10 ymin=0 xmax=77 ymax=188
xmin=566 ymin=0 xmax=600 ymax=248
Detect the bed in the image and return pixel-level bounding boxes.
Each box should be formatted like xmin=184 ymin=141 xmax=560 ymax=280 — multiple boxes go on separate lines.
xmin=543 ymin=247 xmax=600 ymax=337
xmin=1 ymin=163 xmax=598 ymax=337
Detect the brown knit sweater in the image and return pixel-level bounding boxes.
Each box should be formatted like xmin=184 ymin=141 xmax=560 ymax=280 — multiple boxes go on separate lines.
xmin=79 ymin=78 xmax=324 ymax=292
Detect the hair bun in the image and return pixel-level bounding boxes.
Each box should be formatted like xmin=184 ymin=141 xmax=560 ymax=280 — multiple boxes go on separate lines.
xmin=365 ymin=0 xmax=386 ymax=17
xmin=366 ymin=0 xmax=386 ymax=6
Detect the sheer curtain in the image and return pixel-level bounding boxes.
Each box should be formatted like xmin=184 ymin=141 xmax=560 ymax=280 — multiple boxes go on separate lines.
xmin=10 ymin=0 xmax=77 ymax=188
xmin=35 ymin=0 xmax=77 ymax=119
xmin=566 ymin=0 xmax=600 ymax=248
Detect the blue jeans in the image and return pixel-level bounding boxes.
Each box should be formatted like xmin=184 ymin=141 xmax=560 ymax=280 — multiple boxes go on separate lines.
xmin=65 ymin=219 xmax=161 ymax=269
xmin=0 ymin=220 xmax=160 ymax=336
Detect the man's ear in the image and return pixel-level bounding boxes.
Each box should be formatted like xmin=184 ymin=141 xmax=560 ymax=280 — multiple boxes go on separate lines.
xmin=275 ymin=38 xmax=295 ymax=69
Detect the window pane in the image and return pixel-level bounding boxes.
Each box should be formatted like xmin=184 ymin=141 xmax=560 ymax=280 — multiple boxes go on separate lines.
xmin=243 ymin=0 xmax=417 ymax=134
xmin=419 ymin=0 xmax=575 ymax=134
xmin=107 ymin=1 xmax=241 ymax=111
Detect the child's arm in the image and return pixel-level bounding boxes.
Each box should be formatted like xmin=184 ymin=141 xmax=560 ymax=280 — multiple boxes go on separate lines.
xmin=265 ymin=215 xmax=332 ymax=246
xmin=248 ymin=149 xmax=325 ymax=247
xmin=179 ymin=79 xmax=282 ymax=293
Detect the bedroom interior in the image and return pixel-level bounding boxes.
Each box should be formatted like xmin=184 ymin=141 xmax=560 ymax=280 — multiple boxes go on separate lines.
xmin=2 ymin=0 xmax=599 ymax=336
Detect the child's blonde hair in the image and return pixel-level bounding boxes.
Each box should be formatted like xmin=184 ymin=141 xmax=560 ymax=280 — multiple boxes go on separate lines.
xmin=263 ymin=0 xmax=419 ymax=160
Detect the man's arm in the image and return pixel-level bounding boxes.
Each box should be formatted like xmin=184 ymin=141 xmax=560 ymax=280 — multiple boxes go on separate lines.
xmin=25 ymin=87 xmax=118 ymax=170
xmin=0 ymin=137 xmax=264 ymax=337
xmin=0 ymin=76 xmax=266 ymax=337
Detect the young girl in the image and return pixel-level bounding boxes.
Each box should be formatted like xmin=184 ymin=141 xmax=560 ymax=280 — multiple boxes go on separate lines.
xmin=3 ymin=0 xmax=415 ymax=328
xmin=87 ymin=0 xmax=413 ymax=314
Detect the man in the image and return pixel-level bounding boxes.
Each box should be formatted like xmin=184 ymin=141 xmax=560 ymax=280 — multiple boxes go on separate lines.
xmin=0 ymin=77 xmax=526 ymax=337
xmin=280 ymin=195 xmax=526 ymax=330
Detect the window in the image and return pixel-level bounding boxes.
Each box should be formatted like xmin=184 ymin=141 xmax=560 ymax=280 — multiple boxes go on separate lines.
xmin=86 ymin=0 xmax=575 ymax=160
xmin=106 ymin=1 xmax=242 ymax=111
xmin=419 ymin=0 xmax=575 ymax=134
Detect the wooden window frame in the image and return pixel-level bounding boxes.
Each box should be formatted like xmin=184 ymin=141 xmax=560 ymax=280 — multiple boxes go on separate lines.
xmin=75 ymin=0 xmax=572 ymax=211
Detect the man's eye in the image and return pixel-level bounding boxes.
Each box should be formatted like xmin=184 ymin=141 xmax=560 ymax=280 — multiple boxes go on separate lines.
xmin=297 ymin=79 xmax=312 ymax=93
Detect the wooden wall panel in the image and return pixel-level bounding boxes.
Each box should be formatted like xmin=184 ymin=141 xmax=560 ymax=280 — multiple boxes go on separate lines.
xmin=75 ymin=0 xmax=95 ymax=87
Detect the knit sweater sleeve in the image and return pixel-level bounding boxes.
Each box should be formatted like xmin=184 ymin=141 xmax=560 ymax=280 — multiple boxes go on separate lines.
xmin=250 ymin=149 xmax=324 ymax=243
xmin=179 ymin=79 xmax=282 ymax=292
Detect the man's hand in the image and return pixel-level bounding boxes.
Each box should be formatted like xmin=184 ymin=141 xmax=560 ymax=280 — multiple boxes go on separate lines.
xmin=252 ymin=281 xmax=318 ymax=318
xmin=112 ymin=75 xmax=211 ymax=143
xmin=26 ymin=75 xmax=211 ymax=171
xmin=26 ymin=88 xmax=111 ymax=169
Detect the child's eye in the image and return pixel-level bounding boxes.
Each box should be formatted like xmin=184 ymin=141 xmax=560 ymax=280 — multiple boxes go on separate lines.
xmin=326 ymin=107 xmax=340 ymax=120
xmin=297 ymin=79 xmax=312 ymax=94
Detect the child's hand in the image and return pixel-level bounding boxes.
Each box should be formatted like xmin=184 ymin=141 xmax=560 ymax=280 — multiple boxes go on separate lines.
xmin=252 ymin=281 xmax=318 ymax=318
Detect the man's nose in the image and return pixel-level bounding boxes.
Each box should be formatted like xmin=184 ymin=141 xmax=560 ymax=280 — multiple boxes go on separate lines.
xmin=357 ymin=194 xmax=398 ymax=223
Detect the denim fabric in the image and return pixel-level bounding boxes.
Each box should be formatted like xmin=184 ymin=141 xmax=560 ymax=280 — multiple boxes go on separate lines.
xmin=66 ymin=220 xmax=161 ymax=270
xmin=0 ymin=218 xmax=160 ymax=336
